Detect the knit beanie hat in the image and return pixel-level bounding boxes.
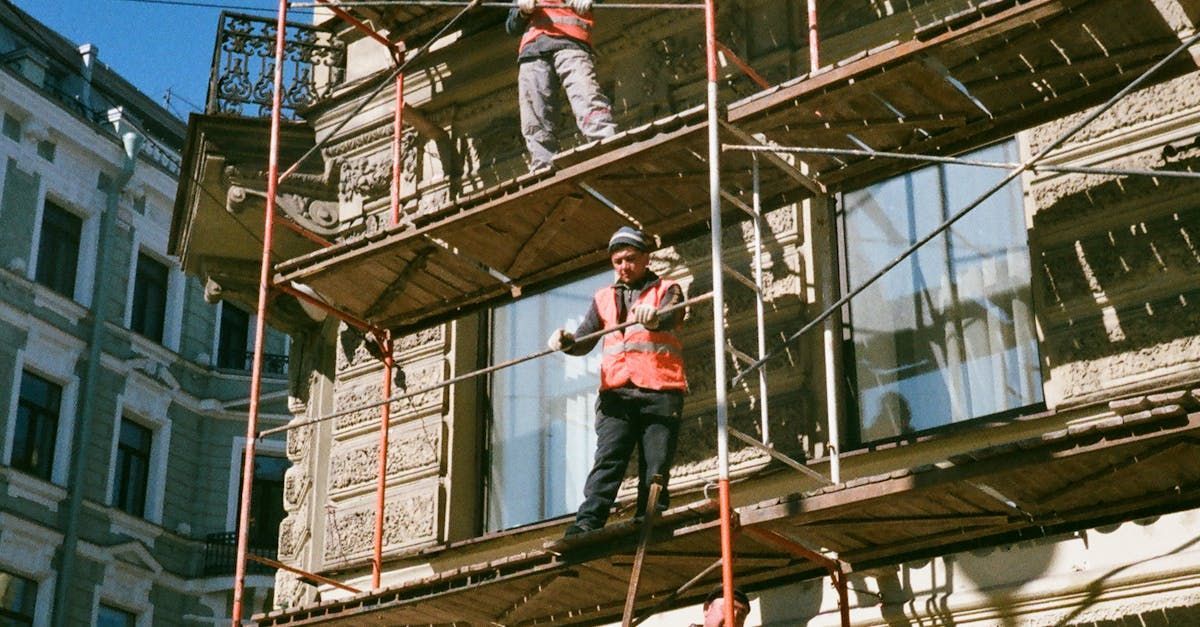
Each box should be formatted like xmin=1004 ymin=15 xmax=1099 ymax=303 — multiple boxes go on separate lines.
xmin=608 ymin=226 xmax=649 ymax=253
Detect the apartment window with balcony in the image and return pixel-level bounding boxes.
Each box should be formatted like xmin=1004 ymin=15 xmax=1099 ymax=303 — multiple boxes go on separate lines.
xmin=487 ymin=272 xmax=610 ymax=530
xmin=130 ymin=253 xmax=168 ymax=343
xmin=242 ymin=453 xmax=289 ymax=549
xmin=11 ymin=371 xmax=62 ymax=481
xmin=111 ymin=418 xmax=152 ymax=518
xmin=97 ymin=604 xmax=136 ymax=627
xmin=843 ymin=140 xmax=1042 ymax=443
xmin=0 ymin=571 xmax=37 ymax=626
xmin=217 ymin=304 xmax=250 ymax=370
xmin=35 ymin=201 xmax=82 ymax=298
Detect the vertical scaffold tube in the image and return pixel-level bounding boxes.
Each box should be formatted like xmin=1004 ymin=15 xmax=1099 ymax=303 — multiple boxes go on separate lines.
xmin=704 ymin=0 xmax=735 ymax=625
xmin=231 ymin=1 xmax=288 ymax=624
xmin=807 ymin=0 xmax=819 ymax=73
xmin=372 ymin=335 xmax=394 ymax=589
xmin=390 ymin=72 xmax=404 ymax=226
xmin=752 ymin=156 xmax=768 ymax=445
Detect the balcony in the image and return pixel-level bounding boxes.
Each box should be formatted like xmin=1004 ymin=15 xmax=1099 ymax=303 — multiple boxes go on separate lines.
xmin=206 ymin=12 xmax=346 ymax=120
xmin=203 ymin=531 xmax=277 ymax=577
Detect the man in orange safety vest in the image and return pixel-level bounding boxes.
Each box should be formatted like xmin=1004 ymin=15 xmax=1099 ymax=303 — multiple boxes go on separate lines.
xmin=548 ymin=227 xmax=687 ymax=536
xmin=506 ymin=0 xmax=617 ymax=172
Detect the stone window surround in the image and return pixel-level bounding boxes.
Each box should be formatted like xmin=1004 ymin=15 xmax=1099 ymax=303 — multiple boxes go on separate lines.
xmin=224 ymin=436 xmax=288 ymax=533
xmin=27 ymin=190 xmax=99 ymax=309
xmin=104 ymin=383 xmax=172 ymax=527
xmin=121 ymin=239 xmax=184 ymax=352
xmin=0 ymin=512 xmax=60 ymax=627
xmin=2 ymin=323 xmax=83 ymax=490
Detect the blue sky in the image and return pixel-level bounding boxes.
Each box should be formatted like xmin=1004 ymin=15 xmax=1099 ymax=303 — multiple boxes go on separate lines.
xmin=16 ymin=0 xmax=309 ymax=120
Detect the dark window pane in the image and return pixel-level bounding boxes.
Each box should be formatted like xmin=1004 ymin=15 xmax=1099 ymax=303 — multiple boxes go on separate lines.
xmin=96 ymin=604 xmax=136 ymax=627
xmin=113 ymin=419 xmax=152 ymax=518
xmin=217 ymin=305 xmax=250 ymax=370
xmin=238 ymin=454 xmax=290 ymax=549
xmin=131 ymin=253 xmax=169 ymax=343
xmin=844 ymin=140 xmax=1042 ymax=443
xmin=12 ymin=371 xmax=62 ymax=481
xmin=0 ymin=571 xmax=37 ymax=626
xmin=35 ymin=202 xmax=81 ymax=298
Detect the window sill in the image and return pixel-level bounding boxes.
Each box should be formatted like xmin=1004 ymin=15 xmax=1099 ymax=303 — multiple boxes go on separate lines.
xmin=108 ymin=508 xmax=163 ymax=548
xmin=3 ymin=467 xmax=67 ymax=512
xmin=31 ymin=286 xmax=87 ymax=324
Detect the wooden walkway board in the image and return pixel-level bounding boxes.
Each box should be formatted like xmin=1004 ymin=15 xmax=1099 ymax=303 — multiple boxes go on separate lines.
xmin=256 ymin=393 xmax=1200 ymax=626
xmin=272 ymin=0 xmax=1195 ymax=332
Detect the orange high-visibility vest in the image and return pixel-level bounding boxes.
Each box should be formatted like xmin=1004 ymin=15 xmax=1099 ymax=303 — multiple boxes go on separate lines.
xmin=518 ymin=2 xmax=594 ymax=53
xmin=595 ymin=279 xmax=687 ymax=392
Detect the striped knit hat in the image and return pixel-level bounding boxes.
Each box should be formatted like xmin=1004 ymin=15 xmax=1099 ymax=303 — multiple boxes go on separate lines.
xmin=607 ymin=226 xmax=650 ymax=253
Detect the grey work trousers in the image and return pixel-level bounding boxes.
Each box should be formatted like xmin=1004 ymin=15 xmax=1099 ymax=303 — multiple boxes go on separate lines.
xmin=518 ymin=47 xmax=616 ymax=170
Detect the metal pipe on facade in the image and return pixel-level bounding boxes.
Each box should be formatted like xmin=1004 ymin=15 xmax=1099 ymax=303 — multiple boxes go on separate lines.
xmin=751 ymin=156 xmax=769 ymax=445
xmin=231 ymin=1 xmax=289 ymax=624
xmin=391 ymin=72 xmax=405 ymax=226
xmin=372 ymin=335 xmax=394 ymax=589
xmin=807 ymin=0 xmax=819 ymax=73
xmin=51 ymin=129 xmax=142 ymax=627
xmin=703 ymin=0 xmax=736 ymax=623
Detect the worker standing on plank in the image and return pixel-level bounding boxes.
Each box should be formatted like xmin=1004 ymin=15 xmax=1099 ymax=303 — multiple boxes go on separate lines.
xmin=548 ymin=227 xmax=687 ymax=537
xmin=506 ymin=0 xmax=617 ymax=172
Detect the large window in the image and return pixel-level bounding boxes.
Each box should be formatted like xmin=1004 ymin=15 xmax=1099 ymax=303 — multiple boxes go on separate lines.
xmin=843 ymin=140 xmax=1042 ymax=443
xmin=35 ymin=201 xmax=81 ymax=298
xmin=11 ymin=371 xmax=63 ymax=481
xmin=488 ymin=272 xmax=610 ymax=530
xmin=217 ymin=304 xmax=250 ymax=370
xmin=0 ymin=571 xmax=37 ymax=626
xmin=97 ymin=604 xmax=136 ymax=627
xmin=130 ymin=253 xmax=168 ymax=343
xmin=112 ymin=418 xmax=152 ymax=518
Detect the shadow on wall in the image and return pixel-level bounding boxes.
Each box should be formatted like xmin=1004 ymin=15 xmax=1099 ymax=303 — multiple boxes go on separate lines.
xmin=1031 ymin=148 xmax=1200 ymax=402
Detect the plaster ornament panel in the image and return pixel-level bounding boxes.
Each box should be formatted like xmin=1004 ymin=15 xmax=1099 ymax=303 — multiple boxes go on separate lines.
xmin=226 ymin=185 xmax=340 ymax=236
xmin=1028 ymin=77 xmax=1200 ymax=154
xmin=283 ymin=465 xmax=312 ymax=511
xmin=332 ymin=360 xmax=447 ymax=431
xmin=275 ymin=571 xmax=318 ymax=611
xmin=324 ymin=123 xmax=396 ymax=159
xmin=338 ymin=152 xmax=394 ymax=203
xmin=322 ymin=491 xmax=437 ymax=562
xmin=277 ymin=513 xmax=311 ymax=561
xmin=287 ymin=420 xmax=314 ymax=461
xmin=328 ymin=424 xmax=441 ymax=492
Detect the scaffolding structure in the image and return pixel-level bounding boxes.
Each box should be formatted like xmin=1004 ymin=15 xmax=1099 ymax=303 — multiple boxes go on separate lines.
xmin=209 ymin=1 xmax=1200 ymax=625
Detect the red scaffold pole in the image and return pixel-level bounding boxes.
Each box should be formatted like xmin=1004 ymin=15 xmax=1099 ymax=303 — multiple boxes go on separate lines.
xmin=231 ymin=1 xmax=289 ymax=624
xmin=372 ymin=333 xmax=394 ymax=589
xmin=703 ymin=0 xmax=735 ymax=624
xmin=391 ymin=71 xmax=405 ymax=226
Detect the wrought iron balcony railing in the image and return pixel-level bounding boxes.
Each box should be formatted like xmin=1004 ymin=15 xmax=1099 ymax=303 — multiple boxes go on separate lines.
xmin=206 ymin=12 xmax=347 ymax=119
xmin=203 ymin=531 xmax=278 ymax=577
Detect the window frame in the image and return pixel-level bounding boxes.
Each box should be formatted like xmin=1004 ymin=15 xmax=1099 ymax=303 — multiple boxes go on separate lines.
xmin=128 ymin=251 xmax=170 ymax=344
xmin=2 ymin=331 xmax=82 ymax=488
xmin=32 ymin=198 xmax=83 ymax=300
xmin=105 ymin=386 xmax=172 ymax=525
xmin=0 ymin=569 xmax=38 ymax=626
xmin=10 ymin=370 xmax=64 ymax=482
xmin=835 ymin=139 xmax=1045 ymax=447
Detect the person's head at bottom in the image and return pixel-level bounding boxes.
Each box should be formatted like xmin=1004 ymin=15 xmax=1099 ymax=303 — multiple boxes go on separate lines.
xmin=702 ymin=585 xmax=750 ymax=627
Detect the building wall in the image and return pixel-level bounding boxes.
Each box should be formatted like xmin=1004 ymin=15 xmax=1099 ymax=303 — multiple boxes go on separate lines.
xmin=0 ymin=6 xmax=293 ymax=624
xmin=274 ymin=0 xmax=1200 ymax=624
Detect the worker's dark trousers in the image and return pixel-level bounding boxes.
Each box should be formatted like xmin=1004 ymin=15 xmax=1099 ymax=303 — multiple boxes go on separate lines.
xmin=574 ymin=395 xmax=681 ymax=530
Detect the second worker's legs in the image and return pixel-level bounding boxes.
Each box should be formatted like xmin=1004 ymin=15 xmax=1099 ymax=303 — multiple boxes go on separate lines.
xmin=518 ymin=55 xmax=561 ymax=171
xmin=553 ymin=48 xmax=616 ymax=141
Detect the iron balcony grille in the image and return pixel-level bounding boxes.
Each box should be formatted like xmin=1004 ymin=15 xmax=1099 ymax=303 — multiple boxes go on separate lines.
xmin=203 ymin=531 xmax=277 ymax=577
xmin=207 ymin=11 xmax=347 ymax=119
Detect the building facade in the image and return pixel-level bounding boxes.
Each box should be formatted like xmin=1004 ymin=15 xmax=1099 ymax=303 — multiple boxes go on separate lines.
xmin=0 ymin=5 xmax=293 ymax=625
xmin=173 ymin=0 xmax=1200 ymax=624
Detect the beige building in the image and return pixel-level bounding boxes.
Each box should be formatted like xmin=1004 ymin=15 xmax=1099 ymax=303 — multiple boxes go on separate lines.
xmin=172 ymin=0 xmax=1200 ymax=624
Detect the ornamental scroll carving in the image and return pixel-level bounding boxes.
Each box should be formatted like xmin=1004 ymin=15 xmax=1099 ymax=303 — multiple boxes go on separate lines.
xmin=226 ymin=185 xmax=339 ymax=236
xmin=322 ymin=492 xmax=437 ymax=561
xmin=329 ymin=425 xmax=440 ymax=491
xmin=332 ymin=359 xmax=447 ymax=431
